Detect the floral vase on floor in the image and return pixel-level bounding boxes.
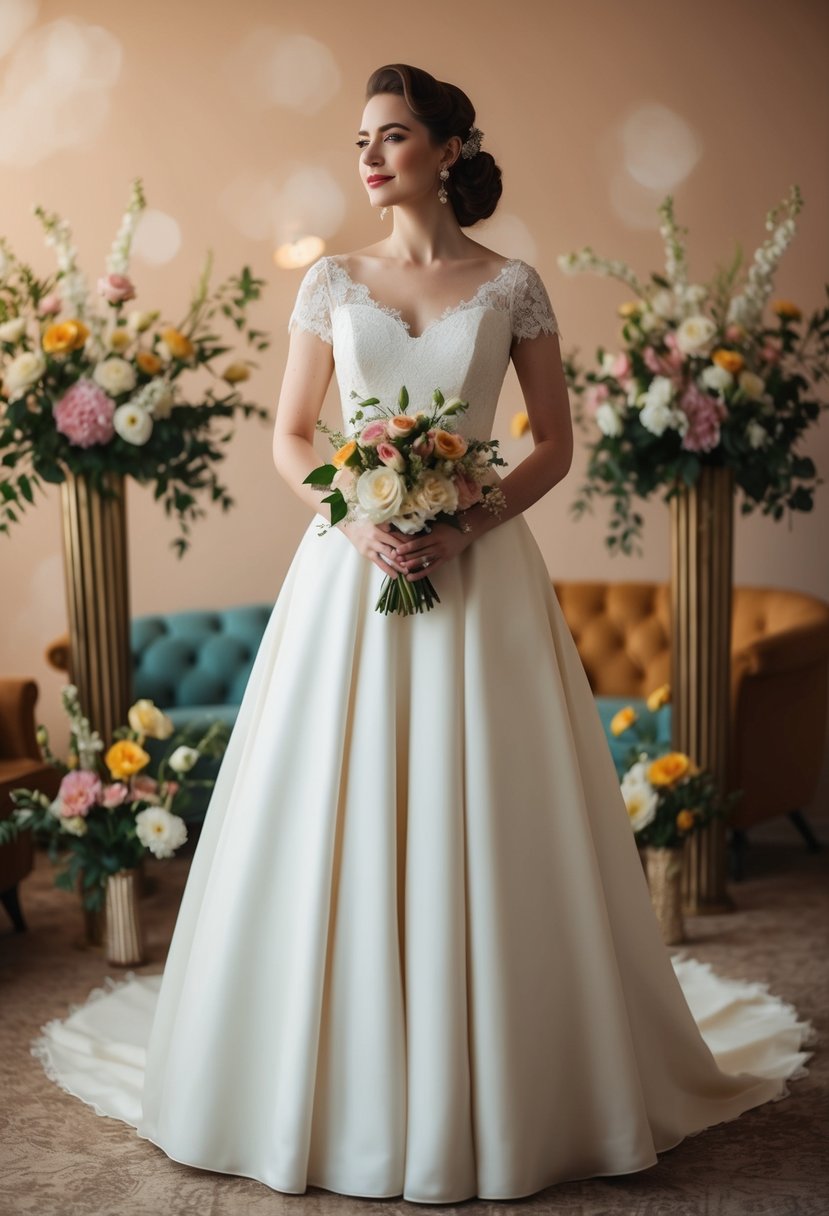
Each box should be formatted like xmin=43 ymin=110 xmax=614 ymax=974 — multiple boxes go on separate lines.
xmin=105 ymin=868 xmax=144 ymax=965
xmin=644 ymin=845 xmax=686 ymax=945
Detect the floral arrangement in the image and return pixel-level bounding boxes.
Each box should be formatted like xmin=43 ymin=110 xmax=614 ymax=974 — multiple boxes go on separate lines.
xmin=0 ymin=177 xmax=271 ymax=555
xmin=0 ymin=684 xmax=229 ymax=910
xmin=552 ymin=185 xmax=828 ymax=555
xmin=304 ymin=385 xmax=507 ymax=614
xmin=610 ymin=682 xmax=739 ymax=847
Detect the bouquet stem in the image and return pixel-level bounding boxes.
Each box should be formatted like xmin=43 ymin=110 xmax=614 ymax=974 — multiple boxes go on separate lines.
xmin=376 ymin=572 xmax=441 ymax=615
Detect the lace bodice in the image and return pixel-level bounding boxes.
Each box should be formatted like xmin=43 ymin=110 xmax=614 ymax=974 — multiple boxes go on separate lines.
xmin=287 ymin=255 xmax=561 ymax=439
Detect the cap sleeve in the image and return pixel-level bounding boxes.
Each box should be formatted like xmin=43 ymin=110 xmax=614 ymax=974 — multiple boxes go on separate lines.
xmin=287 ymin=257 xmax=332 ymax=345
xmin=509 ymin=261 xmax=562 ymax=343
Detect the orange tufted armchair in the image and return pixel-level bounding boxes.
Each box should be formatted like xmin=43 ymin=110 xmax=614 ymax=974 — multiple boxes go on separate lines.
xmin=551 ymin=581 xmax=829 ymax=875
xmin=0 ymin=679 xmax=62 ymax=931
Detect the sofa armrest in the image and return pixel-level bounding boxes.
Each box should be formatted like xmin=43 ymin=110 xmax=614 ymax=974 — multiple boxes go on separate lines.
xmin=0 ymin=679 xmax=40 ymax=761
xmin=733 ymin=621 xmax=829 ymax=679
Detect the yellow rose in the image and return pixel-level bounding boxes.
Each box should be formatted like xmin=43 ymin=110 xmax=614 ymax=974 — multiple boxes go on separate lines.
xmin=332 ymin=439 xmax=357 ymax=468
xmin=712 ymin=348 xmax=744 ymax=375
xmin=510 ymin=411 xmax=530 ymax=438
xmin=108 ymin=328 xmax=132 ymax=352
xmin=136 ymin=350 xmax=163 ymax=375
xmin=433 ymin=429 xmax=468 ymax=459
xmin=772 ymin=299 xmax=801 ymax=321
xmin=105 ymin=739 xmax=150 ymax=780
xmin=222 ymin=362 xmax=251 ymax=384
xmin=646 ymin=683 xmax=671 ymax=712
xmin=160 ymin=327 xmax=195 ymax=360
xmin=618 ymin=301 xmax=642 ymax=318
xmin=42 ymin=319 xmax=90 ymax=354
xmin=647 ymin=751 xmax=691 ymax=787
xmin=676 ymin=808 xmax=697 ymax=833
xmin=128 ymin=698 xmax=175 ymax=741
xmin=610 ymin=706 xmax=638 ymax=736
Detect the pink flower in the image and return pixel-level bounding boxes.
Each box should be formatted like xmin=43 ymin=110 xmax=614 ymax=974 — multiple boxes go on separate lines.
xmin=130 ymin=774 xmax=160 ymax=804
xmin=37 ymin=292 xmax=63 ymax=317
xmin=97 ymin=273 xmax=136 ymax=304
xmin=679 ymin=383 xmax=727 ymax=453
xmin=610 ymin=352 xmax=631 ymax=380
xmin=760 ymin=337 xmax=783 ymax=366
xmin=412 ymin=430 xmax=435 ymax=458
xmin=377 ymin=442 xmax=405 ymax=472
xmin=724 ymin=324 xmax=744 ymax=343
xmin=58 ymin=770 xmax=102 ymax=817
xmin=358 ymin=420 xmax=387 ymax=446
xmin=644 ymin=341 xmax=685 ymax=379
xmin=53 ymin=378 xmax=115 ymax=447
xmin=583 ymin=383 xmax=609 ymax=418
xmin=102 ymin=782 xmax=129 ymax=808
xmin=163 ymin=779 xmax=180 ymax=798
xmin=453 ymin=469 xmax=483 ymax=510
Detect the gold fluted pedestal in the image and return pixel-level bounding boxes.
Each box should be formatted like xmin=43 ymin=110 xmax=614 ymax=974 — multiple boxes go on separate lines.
xmin=670 ymin=465 xmax=735 ymax=915
xmin=59 ymin=470 xmax=132 ymax=743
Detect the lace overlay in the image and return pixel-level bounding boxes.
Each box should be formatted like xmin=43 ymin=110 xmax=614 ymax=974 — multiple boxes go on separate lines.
xmin=287 ymin=255 xmax=561 ymax=347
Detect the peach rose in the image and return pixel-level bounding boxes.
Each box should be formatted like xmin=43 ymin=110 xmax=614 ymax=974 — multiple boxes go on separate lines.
xmin=332 ymin=439 xmax=357 ymax=469
xmin=42 ymin=319 xmax=90 ymax=354
xmin=386 ymin=415 xmax=418 ymax=438
xmin=433 ymin=429 xmax=468 ymax=459
xmin=610 ymin=706 xmax=638 ymax=736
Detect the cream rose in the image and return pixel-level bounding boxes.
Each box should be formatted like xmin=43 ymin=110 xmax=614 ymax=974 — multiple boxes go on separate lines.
xmin=596 ymin=403 xmax=623 ymax=437
xmin=738 ymin=370 xmax=766 ymax=400
xmin=128 ymin=698 xmax=175 ymax=740
xmin=126 ymin=309 xmax=159 ymax=333
xmin=356 ymin=466 xmax=406 ymax=522
xmin=700 ymin=364 xmax=733 ymax=393
xmin=4 ymin=350 xmax=46 ymax=399
xmin=93 ymin=357 xmax=137 ymax=396
xmin=675 ymin=315 xmax=717 ymax=356
xmin=113 ymin=403 xmax=153 ymax=445
xmin=168 ymin=745 xmax=201 ymax=774
xmin=0 ymin=316 xmax=27 ymax=343
xmin=411 ymin=471 xmax=458 ymax=520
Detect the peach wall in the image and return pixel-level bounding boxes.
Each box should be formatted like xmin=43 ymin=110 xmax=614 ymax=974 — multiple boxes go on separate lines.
xmin=2 ymin=0 xmax=827 ymax=814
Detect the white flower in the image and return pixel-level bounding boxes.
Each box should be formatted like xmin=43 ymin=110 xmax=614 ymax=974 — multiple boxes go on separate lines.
xmin=125 ymin=309 xmax=158 ymax=334
xmin=391 ymin=496 xmax=428 ymax=535
xmin=411 ymin=471 xmax=458 ymax=519
xmin=650 ymin=288 xmax=676 ymax=320
xmin=437 ymin=395 xmax=466 ymax=417
xmin=639 ymin=310 xmax=662 ymax=334
xmin=4 ymin=350 xmax=45 ymax=399
xmin=738 ymin=370 xmax=766 ymax=400
xmin=93 ymin=356 xmax=136 ymax=396
xmin=168 ymin=745 xmax=200 ymax=774
xmin=640 ymin=398 xmax=678 ymax=436
xmin=700 ymin=364 xmax=733 ymax=393
xmin=0 ymin=316 xmax=27 ymax=343
xmin=683 ymin=284 xmax=708 ymax=309
xmin=356 ymin=466 xmax=406 ymax=523
xmin=620 ymin=775 xmax=658 ymax=833
xmin=61 ymin=815 xmax=88 ymax=836
xmin=746 ymin=420 xmax=768 ymax=449
xmin=113 ymin=403 xmax=153 ymax=445
xmin=596 ymin=403 xmax=623 ymax=437
xmin=643 ymin=375 xmax=675 ymax=410
xmin=149 ymin=384 xmax=174 ymax=419
xmin=675 ymin=314 xmax=717 ymax=356
xmin=135 ymin=807 xmax=188 ymax=859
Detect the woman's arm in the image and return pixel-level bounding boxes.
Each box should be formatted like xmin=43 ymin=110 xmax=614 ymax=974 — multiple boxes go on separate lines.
xmin=272 ymin=327 xmax=408 ymax=577
xmin=400 ymin=328 xmax=573 ymax=578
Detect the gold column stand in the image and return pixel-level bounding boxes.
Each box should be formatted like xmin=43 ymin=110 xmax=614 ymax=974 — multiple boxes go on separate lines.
xmin=670 ymin=464 xmax=735 ymax=915
xmin=59 ymin=469 xmax=132 ymax=743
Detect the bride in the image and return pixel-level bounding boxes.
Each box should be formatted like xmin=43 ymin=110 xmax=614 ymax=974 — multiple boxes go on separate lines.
xmin=31 ymin=62 xmax=814 ymax=1205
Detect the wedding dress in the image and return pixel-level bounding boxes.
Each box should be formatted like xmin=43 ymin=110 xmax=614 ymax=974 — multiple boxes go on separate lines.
xmin=30 ymin=254 xmax=815 ymax=1204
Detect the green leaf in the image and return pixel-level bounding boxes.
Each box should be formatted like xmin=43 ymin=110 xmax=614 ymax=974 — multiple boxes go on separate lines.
xmin=303 ymin=463 xmax=338 ymax=486
xmin=321 ymin=489 xmax=347 ymax=526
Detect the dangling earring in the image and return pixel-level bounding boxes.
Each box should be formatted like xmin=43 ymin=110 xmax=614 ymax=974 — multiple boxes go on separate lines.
xmin=437 ymin=166 xmax=449 ymax=204
xmin=380 ymin=206 xmax=389 ymax=220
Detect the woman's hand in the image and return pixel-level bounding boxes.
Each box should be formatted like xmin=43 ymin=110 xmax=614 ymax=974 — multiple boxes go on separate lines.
xmin=394 ymin=520 xmax=475 ymax=582
xmin=337 ymin=519 xmax=409 ymax=578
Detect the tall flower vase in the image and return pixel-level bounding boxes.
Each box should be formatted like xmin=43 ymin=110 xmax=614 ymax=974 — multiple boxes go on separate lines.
xmin=670 ymin=464 xmax=735 ymax=914
xmin=644 ymin=846 xmax=685 ymax=945
xmin=105 ymin=868 xmax=145 ymax=965
xmin=59 ymin=469 xmax=132 ymax=743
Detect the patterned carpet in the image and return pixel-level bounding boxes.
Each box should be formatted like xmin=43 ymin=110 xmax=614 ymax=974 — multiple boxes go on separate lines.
xmin=1 ymin=821 xmax=827 ymax=1216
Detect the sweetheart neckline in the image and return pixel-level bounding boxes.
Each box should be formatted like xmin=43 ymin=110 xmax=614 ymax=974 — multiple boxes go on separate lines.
xmin=326 ymin=256 xmax=519 ymax=341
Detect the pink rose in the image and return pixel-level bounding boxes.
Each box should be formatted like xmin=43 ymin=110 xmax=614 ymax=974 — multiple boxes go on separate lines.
xmin=97 ymin=273 xmax=136 ymax=304
xmin=377 ymin=442 xmax=405 ymax=472
xmin=37 ymin=291 xmax=63 ymax=317
xmin=130 ymin=774 xmax=160 ymax=803
xmin=583 ymin=382 xmax=609 ymax=418
xmin=644 ymin=343 xmax=685 ymax=380
xmin=724 ymin=324 xmax=744 ymax=343
xmin=454 ymin=469 xmax=483 ymax=510
xmin=102 ymin=782 xmax=129 ymax=808
xmin=58 ymin=769 xmax=102 ymax=817
xmin=610 ymin=352 xmax=631 ymax=380
xmin=679 ymin=383 xmax=727 ymax=453
xmin=412 ymin=430 xmax=435 ymax=458
xmin=53 ymin=378 xmax=115 ymax=447
xmin=358 ymin=420 xmax=387 ymax=446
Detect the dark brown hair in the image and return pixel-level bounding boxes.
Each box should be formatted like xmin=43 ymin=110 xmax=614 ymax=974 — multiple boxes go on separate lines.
xmin=364 ymin=64 xmax=502 ymax=227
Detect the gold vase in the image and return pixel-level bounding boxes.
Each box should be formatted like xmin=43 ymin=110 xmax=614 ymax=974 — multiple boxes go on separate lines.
xmin=105 ymin=868 xmax=145 ymax=965
xmin=59 ymin=468 xmax=132 ymax=743
xmin=644 ymin=846 xmax=686 ymax=945
xmin=669 ymin=464 xmax=735 ymax=914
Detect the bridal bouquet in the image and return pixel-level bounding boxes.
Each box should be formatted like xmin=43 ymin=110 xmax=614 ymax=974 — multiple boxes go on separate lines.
xmin=304 ymin=385 xmax=507 ymax=614
xmin=556 ymin=185 xmax=828 ymax=555
xmin=0 ymin=684 xmax=229 ymax=911
xmin=0 ymin=177 xmax=271 ymax=555
xmin=611 ymin=683 xmax=738 ymax=847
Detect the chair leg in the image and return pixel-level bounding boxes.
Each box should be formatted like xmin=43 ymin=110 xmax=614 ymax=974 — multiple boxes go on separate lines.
xmin=788 ymin=809 xmax=822 ymax=853
xmin=728 ymin=828 xmax=749 ymax=882
xmin=1 ymin=884 xmax=27 ymax=932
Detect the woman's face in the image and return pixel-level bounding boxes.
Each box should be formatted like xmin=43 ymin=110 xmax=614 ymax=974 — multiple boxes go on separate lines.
xmin=356 ymin=92 xmax=449 ymax=209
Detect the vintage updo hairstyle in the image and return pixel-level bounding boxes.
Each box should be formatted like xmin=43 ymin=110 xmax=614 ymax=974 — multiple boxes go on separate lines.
xmin=364 ymin=64 xmax=502 ymax=227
